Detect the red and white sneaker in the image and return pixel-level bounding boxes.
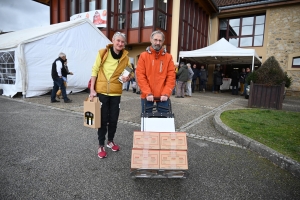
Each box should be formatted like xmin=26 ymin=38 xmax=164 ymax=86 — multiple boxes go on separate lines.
xmin=98 ymin=146 xmax=107 ymax=159
xmin=107 ymin=141 xmax=120 ymax=151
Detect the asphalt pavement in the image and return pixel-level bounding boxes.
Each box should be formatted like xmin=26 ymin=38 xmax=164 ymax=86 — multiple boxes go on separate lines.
xmin=0 ymin=89 xmax=300 ymax=199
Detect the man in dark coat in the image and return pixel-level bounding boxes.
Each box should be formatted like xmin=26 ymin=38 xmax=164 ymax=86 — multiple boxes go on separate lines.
xmin=191 ymin=64 xmax=200 ymax=93
xmin=51 ymin=52 xmax=72 ymax=103
xmin=176 ymin=62 xmax=189 ymax=98
xmin=213 ymin=67 xmax=223 ymax=94
xmin=199 ymin=65 xmax=208 ymax=92
xmin=231 ymin=69 xmax=240 ymax=95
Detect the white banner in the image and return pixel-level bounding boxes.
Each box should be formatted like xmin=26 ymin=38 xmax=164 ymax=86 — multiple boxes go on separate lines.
xmin=70 ymin=10 xmax=107 ymax=28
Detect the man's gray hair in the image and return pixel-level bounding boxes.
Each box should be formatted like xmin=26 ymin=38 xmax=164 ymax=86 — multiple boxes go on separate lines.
xmin=59 ymin=52 xmax=66 ymax=58
xmin=150 ymin=30 xmax=165 ymax=41
xmin=187 ymin=63 xmax=191 ymax=67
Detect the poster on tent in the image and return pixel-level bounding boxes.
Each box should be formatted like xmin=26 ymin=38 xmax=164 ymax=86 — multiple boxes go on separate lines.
xmin=70 ymin=10 xmax=107 ymax=28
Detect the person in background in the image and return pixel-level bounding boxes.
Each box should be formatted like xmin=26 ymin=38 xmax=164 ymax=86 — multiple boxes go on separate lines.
xmin=243 ymin=67 xmax=251 ymax=96
xmin=51 ymin=52 xmax=72 ymax=103
xmin=89 ymin=32 xmax=133 ymax=159
xmin=185 ymin=63 xmax=194 ymax=97
xmin=199 ymin=65 xmax=208 ymax=92
xmin=239 ymin=68 xmax=246 ymax=95
xmin=134 ymin=64 xmax=141 ymax=94
xmin=126 ymin=63 xmax=135 ymax=92
xmin=176 ymin=62 xmax=189 ymax=98
xmin=172 ymin=62 xmax=179 ymax=95
xmin=56 ymin=59 xmax=73 ymax=99
xmin=191 ymin=64 xmax=199 ymax=93
xmin=213 ymin=67 xmax=223 ymax=94
xmin=136 ymin=30 xmax=175 ymax=113
xmin=231 ymin=69 xmax=240 ymax=95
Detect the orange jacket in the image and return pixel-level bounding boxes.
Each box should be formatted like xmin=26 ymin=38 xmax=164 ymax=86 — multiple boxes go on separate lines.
xmin=136 ymin=46 xmax=175 ymax=99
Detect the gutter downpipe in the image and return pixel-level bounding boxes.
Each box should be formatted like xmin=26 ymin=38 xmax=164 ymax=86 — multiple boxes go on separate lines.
xmin=252 ymin=56 xmax=255 ymax=72
xmin=218 ymin=0 xmax=286 ymax=11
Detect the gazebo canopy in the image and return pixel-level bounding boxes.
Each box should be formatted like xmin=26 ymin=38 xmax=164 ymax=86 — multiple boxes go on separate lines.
xmin=179 ymin=38 xmax=262 ymax=68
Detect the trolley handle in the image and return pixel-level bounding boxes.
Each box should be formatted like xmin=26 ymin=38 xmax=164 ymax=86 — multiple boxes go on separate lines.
xmin=143 ymin=96 xmax=172 ymax=113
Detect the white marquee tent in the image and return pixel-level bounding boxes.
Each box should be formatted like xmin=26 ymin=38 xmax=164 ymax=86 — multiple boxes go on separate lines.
xmin=0 ymin=18 xmax=111 ymax=98
xmin=179 ymin=38 xmax=262 ymax=70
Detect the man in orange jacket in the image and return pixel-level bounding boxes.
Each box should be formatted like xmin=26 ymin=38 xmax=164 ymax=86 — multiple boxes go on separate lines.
xmin=136 ymin=30 xmax=176 ymax=113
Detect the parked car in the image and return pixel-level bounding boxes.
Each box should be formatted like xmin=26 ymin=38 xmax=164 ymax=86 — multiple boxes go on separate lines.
xmin=245 ymin=85 xmax=286 ymax=99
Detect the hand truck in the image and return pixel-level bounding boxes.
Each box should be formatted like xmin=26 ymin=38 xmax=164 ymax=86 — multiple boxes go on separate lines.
xmin=130 ymin=97 xmax=188 ymax=179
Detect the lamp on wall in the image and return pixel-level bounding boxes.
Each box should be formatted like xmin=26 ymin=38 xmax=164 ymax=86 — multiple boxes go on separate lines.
xmin=131 ymin=0 xmax=133 ymax=1
xmin=164 ymin=0 xmax=167 ymax=3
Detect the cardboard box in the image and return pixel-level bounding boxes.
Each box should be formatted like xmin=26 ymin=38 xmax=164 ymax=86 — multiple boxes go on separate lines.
xmin=83 ymin=97 xmax=101 ymax=129
xmin=133 ymin=131 xmax=160 ymax=149
xmin=160 ymin=132 xmax=187 ymax=150
xmin=159 ymin=150 xmax=188 ymax=170
xmin=131 ymin=149 xmax=160 ymax=169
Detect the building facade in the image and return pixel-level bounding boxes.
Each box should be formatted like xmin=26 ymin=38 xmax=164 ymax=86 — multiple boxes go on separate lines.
xmin=33 ymin=0 xmax=300 ymax=95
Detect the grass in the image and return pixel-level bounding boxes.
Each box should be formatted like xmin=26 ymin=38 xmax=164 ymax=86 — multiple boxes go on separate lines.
xmin=220 ymin=109 xmax=300 ymax=162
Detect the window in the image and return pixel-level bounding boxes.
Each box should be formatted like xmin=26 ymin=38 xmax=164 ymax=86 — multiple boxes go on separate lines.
xmin=158 ymin=0 xmax=167 ymax=12
xmin=292 ymin=57 xmax=300 ymax=68
xmin=144 ymin=10 xmax=153 ymax=26
xmin=131 ymin=0 xmax=139 ymax=10
xmin=131 ymin=12 xmax=139 ymax=28
xmin=130 ymin=0 xmax=139 ymax=28
xmin=144 ymin=0 xmax=153 ymax=8
xmin=117 ymin=0 xmax=126 ymax=30
xmin=156 ymin=0 xmax=167 ymax=30
xmin=118 ymin=0 xmax=126 ymax=13
xmin=80 ymin=0 xmax=85 ymax=12
xmin=219 ymin=14 xmax=265 ymax=47
xmin=70 ymin=0 xmax=76 ymax=16
xmin=143 ymin=0 xmax=153 ymax=27
xmin=157 ymin=12 xmax=166 ymax=30
xmin=118 ymin=14 xmax=125 ymax=29
xmin=89 ymin=0 xmax=96 ymax=11
xmin=0 ymin=51 xmax=15 ymax=85
xmin=101 ymin=0 xmax=107 ymax=9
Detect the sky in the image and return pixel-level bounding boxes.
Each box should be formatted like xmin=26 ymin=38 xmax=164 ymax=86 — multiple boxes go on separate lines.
xmin=0 ymin=0 xmax=49 ymax=32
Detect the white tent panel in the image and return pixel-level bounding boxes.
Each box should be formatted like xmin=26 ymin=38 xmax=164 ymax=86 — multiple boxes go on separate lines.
xmin=179 ymin=38 xmax=262 ymax=67
xmin=0 ymin=18 xmax=111 ymax=98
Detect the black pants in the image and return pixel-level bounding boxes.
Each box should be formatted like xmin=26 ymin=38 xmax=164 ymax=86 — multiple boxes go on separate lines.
xmin=97 ymin=94 xmax=121 ymax=146
xmin=191 ymin=79 xmax=197 ymax=93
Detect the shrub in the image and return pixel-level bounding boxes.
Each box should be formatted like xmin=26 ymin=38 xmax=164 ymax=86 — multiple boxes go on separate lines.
xmin=246 ymin=56 xmax=292 ymax=88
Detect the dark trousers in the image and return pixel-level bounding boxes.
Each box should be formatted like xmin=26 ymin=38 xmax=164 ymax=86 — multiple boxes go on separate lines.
xmin=176 ymin=81 xmax=187 ymax=97
xmin=192 ymin=79 xmax=197 ymax=93
xmin=231 ymin=85 xmax=238 ymax=95
xmin=141 ymin=99 xmax=169 ymax=113
xmin=51 ymin=78 xmax=68 ymax=101
xmin=200 ymin=80 xmax=207 ymax=91
xmin=97 ymin=94 xmax=121 ymax=146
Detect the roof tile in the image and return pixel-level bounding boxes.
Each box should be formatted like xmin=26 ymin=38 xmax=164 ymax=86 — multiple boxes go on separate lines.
xmin=214 ymin=0 xmax=266 ymax=7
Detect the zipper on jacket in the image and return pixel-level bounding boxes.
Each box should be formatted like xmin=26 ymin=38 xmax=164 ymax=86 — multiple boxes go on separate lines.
xmin=160 ymin=60 xmax=163 ymax=73
xmin=107 ymin=80 xmax=110 ymax=95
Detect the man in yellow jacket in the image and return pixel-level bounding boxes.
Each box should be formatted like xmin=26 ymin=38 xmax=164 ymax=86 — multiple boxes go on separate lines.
xmin=136 ymin=30 xmax=175 ymax=113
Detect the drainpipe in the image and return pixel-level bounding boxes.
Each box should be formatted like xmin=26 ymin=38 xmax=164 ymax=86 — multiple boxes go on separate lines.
xmin=218 ymin=0 xmax=286 ymax=11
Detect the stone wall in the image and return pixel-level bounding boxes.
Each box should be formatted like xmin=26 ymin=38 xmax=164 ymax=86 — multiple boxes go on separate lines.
xmin=267 ymin=4 xmax=300 ymax=95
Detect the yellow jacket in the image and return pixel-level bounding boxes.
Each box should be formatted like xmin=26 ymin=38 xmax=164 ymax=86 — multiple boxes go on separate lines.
xmin=91 ymin=44 xmax=131 ymax=96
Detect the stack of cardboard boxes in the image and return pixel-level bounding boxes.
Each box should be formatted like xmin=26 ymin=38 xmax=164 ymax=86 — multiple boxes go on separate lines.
xmin=131 ymin=131 xmax=188 ymax=171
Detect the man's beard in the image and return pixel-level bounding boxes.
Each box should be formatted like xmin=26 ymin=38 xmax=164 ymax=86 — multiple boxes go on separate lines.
xmin=152 ymin=44 xmax=162 ymax=51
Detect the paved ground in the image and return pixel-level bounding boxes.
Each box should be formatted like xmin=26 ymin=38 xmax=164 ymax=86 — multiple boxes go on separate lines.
xmin=0 ymin=89 xmax=300 ymax=199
